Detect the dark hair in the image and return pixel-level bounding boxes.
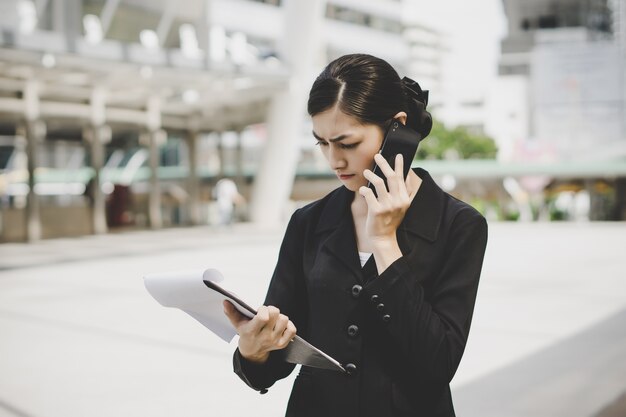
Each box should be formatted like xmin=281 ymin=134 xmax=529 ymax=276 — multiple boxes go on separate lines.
xmin=307 ymin=53 xmax=432 ymax=139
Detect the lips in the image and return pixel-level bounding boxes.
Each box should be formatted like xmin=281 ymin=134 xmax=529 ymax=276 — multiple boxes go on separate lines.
xmin=338 ymin=173 xmax=355 ymax=180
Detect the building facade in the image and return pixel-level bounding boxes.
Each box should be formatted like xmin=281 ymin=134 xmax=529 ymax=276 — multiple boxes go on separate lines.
xmin=487 ymin=0 xmax=626 ymax=161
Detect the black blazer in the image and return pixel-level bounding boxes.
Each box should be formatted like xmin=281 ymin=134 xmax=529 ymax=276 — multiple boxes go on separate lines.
xmin=233 ymin=168 xmax=488 ymax=417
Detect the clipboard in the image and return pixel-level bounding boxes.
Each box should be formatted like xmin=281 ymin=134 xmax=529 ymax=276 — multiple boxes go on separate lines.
xmin=144 ymin=268 xmax=345 ymax=373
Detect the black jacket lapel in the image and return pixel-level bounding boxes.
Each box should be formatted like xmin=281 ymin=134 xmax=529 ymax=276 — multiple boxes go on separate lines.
xmin=315 ymin=186 xmax=363 ymax=283
xmin=397 ymin=168 xmax=445 ymax=252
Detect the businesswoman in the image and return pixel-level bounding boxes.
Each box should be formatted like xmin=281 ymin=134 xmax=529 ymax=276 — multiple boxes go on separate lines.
xmin=224 ymin=53 xmax=488 ymax=417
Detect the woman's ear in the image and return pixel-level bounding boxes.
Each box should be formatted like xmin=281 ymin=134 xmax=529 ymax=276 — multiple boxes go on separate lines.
xmin=392 ymin=111 xmax=408 ymax=125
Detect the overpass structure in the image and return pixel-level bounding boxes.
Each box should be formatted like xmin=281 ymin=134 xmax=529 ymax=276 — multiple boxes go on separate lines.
xmin=0 ymin=0 xmax=450 ymax=242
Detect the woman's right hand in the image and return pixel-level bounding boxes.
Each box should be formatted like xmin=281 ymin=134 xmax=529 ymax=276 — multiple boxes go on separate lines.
xmin=223 ymin=300 xmax=297 ymax=364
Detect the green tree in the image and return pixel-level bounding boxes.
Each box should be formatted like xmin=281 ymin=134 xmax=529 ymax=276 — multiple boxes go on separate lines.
xmin=416 ymin=120 xmax=498 ymax=160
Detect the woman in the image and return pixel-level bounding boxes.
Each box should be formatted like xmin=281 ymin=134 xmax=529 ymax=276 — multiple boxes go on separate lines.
xmin=224 ymin=53 xmax=488 ymax=417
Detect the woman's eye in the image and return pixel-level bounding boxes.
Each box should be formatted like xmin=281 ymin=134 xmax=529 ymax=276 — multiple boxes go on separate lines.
xmin=315 ymin=140 xmax=328 ymax=146
xmin=340 ymin=143 xmax=358 ymax=150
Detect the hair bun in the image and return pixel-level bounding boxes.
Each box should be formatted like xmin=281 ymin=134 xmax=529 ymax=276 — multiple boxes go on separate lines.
xmin=401 ymin=77 xmax=432 ymax=139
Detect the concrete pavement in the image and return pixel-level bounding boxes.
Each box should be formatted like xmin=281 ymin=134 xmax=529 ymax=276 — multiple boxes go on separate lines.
xmin=0 ymin=222 xmax=625 ymax=417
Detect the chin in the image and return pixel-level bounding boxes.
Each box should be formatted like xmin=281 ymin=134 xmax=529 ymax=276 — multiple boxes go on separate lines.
xmin=341 ymin=179 xmax=367 ymax=193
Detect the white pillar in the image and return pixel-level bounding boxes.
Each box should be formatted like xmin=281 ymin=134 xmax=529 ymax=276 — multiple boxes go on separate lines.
xmin=84 ymin=125 xmax=110 ymax=234
xmin=63 ymin=0 xmax=82 ymax=52
xmin=198 ymin=0 xmax=219 ymax=67
xmin=24 ymin=120 xmax=45 ymax=242
xmin=249 ymin=0 xmax=327 ymax=225
xmin=51 ymin=0 xmax=66 ymax=32
xmin=186 ymin=130 xmax=202 ymax=225
xmin=217 ymin=131 xmax=225 ymax=176
xmin=88 ymin=87 xmax=109 ymax=235
xmin=235 ymin=128 xmax=244 ymax=184
xmin=145 ymin=129 xmax=166 ymax=229
xmin=146 ymin=96 xmax=164 ymax=229
xmin=23 ymin=80 xmax=43 ymax=242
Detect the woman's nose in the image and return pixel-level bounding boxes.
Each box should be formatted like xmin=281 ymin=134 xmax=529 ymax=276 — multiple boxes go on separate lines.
xmin=328 ymin=147 xmax=346 ymax=170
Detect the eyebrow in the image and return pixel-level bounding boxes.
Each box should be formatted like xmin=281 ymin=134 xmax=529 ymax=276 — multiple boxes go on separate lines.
xmin=312 ymin=130 xmax=352 ymax=143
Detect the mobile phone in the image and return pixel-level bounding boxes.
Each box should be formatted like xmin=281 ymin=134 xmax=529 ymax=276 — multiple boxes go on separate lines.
xmin=368 ymin=120 xmax=422 ymax=197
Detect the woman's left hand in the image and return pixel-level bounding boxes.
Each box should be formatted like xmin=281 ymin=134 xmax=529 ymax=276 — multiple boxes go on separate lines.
xmin=359 ymin=153 xmax=411 ymax=244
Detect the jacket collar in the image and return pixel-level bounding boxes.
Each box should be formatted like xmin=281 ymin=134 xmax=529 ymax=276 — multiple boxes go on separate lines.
xmin=315 ymin=168 xmax=445 ymax=243
xmin=398 ymin=168 xmax=445 ymax=243
xmin=315 ymin=186 xmax=353 ymax=235
xmin=314 ymin=186 xmax=361 ymax=282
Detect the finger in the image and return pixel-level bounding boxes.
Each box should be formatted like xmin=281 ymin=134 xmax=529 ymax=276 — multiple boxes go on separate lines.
xmin=277 ymin=320 xmax=297 ymax=349
xmin=266 ymin=306 xmax=280 ymax=324
xmin=272 ymin=314 xmax=289 ymax=339
xmin=258 ymin=305 xmax=280 ymax=333
xmin=394 ymin=154 xmax=409 ymax=198
xmin=375 ymin=153 xmax=401 ymax=196
xmin=359 ymin=186 xmax=380 ymax=212
xmin=394 ymin=153 xmax=404 ymax=178
xmin=363 ymin=169 xmax=389 ymax=200
xmin=251 ymin=305 xmax=270 ymax=333
xmin=374 ymin=153 xmax=397 ymax=181
xmin=374 ymin=153 xmax=400 ymax=186
xmin=223 ymin=300 xmax=250 ymax=330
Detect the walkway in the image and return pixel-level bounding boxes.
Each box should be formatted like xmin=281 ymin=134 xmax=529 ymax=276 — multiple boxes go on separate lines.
xmin=0 ymin=222 xmax=625 ymax=417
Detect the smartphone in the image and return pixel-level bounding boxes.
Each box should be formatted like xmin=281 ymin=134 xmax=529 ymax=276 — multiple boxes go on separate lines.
xmin=368 ymin=120 xmax=422 ymax=197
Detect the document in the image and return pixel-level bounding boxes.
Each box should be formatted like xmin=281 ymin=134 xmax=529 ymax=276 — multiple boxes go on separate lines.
xmin=144 ymin=268 xmax=345 ymax=373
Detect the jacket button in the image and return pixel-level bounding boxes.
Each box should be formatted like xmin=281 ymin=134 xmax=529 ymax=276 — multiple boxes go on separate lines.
xmin=370 ymin=294 xmax=379 ymax=303
xmin=345 ymin=363 xmax=357 ymax=376
xmin=351 ymin=284 xmax=362 ymax=298
xmin=376 ymin=303 xmax=385 ymax=312
xmin=347 ymin=324 xmax=359 ymax=337
xmin=382 ymin=314 xmax=391 ymax=323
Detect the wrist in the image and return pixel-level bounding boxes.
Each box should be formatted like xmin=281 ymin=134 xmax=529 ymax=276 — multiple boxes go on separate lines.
xmin=370 ymin=235 xmax=398 ymax=251
xmin=371 ymin=237 xmax=402 ymax=274
xmin=240 ymin=348 xmax=270 ymax=364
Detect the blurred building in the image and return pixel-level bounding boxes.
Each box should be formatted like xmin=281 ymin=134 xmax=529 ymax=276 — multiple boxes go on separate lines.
xmin=0 ymin=0 xmax=445 ymax=241
xmin=475 ymin=0 xmax=626 ymax=222
xmin=487 ymin=0 xmax=626 ymax=162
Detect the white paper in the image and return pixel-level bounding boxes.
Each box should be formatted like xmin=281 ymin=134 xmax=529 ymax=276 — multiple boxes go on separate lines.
xmin=143 ymin=268 xmax=252 ymax=342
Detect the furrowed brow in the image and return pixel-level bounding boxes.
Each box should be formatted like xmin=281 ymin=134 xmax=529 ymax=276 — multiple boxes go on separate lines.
xmin=312 ymin=130 xmax=351 ymax=142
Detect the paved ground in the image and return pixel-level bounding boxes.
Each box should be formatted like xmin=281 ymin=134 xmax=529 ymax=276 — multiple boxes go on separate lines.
xmin=0 ymin=221 xmax=625 ymax=417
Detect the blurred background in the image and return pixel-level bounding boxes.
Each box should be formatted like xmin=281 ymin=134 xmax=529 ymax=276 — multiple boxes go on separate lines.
xmin=0 ymin=0 xmax=624 ymax=238
xmin=0 ymin=0 xmax=625 ymax=416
